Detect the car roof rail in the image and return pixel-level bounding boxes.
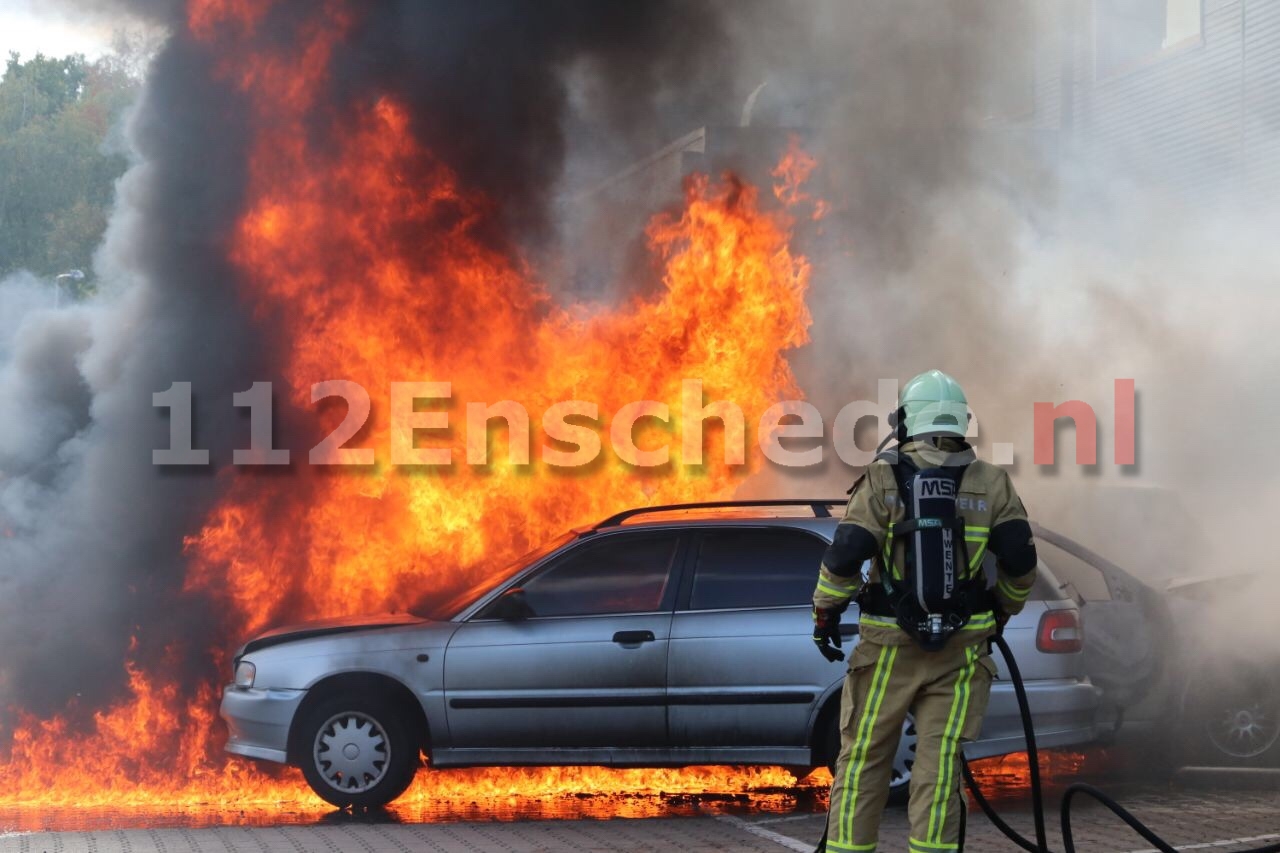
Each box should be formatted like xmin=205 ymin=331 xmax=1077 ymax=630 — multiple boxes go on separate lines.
xmin=593 ymin=500 xmax=846 ymax=529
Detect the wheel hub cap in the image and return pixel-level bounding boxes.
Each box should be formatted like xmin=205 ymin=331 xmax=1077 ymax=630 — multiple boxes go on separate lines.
xmin=314 ymin=711 xmax=390 ymax=793
xmin=1209 ymin=700 xmax=1279 ymax=759
xmin=892 ymin=719 xmax=917 ymax=788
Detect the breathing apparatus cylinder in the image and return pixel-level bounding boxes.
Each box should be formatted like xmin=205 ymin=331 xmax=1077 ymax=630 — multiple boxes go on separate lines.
xmin=888 ymin=464 xmax=972 ymax=651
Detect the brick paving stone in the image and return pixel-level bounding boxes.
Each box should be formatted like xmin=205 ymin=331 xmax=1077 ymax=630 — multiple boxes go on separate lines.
xmin=745 ymin=787 xmax=1280 ymax=853
xmin=1 ymin=785 xmax=1277 ymax=853
xmin=0 ymin=818 xmax=786 ymax=853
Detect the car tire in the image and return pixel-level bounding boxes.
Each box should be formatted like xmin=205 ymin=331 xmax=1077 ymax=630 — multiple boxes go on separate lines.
xmin=1180 ymin=664 xmax=1280 ymax=767
xmin=824 ymin=711 xmax=915 ymax=805
xmin=298 ymin=695 xmax=419 ymax=808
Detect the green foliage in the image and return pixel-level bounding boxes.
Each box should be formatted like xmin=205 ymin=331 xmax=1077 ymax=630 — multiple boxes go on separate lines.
xmin=0 ymin=50 xmax=141 ymax=291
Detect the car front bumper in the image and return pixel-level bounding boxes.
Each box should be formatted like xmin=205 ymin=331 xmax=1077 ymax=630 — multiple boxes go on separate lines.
xmin=220 ymin=684 xmax=305 ymax=764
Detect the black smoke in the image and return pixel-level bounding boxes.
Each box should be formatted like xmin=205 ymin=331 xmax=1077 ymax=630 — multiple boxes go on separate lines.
xmin=0 ymin=23 xmax=259 ymax=714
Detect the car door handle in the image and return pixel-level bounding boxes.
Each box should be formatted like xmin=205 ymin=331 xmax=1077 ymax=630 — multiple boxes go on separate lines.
xmin=612 ymin=630 xmax=656 ymax=645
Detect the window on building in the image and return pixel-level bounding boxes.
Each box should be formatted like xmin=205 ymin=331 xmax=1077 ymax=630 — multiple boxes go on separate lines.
xmin=1163 ymin=0 xmax=1203 ymax=47
xmin=687 ymin=528 xmax=829 ymax=610
xmin=1095 ymin=0 xmax=1203 ymax=78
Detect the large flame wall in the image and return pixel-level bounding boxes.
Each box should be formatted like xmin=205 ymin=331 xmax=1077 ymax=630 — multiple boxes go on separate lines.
xmin=1 ymin=0 xmax=819 ymax=809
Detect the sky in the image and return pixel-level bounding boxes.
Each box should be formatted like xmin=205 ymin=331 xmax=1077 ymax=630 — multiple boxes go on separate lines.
xmin=0 ymin=0 xmax=148 ymax=64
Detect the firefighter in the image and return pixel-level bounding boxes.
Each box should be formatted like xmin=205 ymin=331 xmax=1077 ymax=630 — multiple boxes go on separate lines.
xmin=812 ymin=370 xmax=1038 ymax=853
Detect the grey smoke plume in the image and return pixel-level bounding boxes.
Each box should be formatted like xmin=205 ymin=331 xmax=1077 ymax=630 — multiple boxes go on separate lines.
xmin=725 ymin=3 xmax=1280 ymax=642
xmin=0 ymin=36 xmax=261 ymax=713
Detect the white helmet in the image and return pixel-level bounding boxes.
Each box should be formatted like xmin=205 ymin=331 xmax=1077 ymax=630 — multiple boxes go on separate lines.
xmin=899 ymin=370 xmax=969 ymax=438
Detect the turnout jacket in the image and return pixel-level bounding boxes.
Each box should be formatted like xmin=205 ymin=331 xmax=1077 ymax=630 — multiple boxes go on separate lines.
xmin=813 ymin=438 xmax=1037 ymax=647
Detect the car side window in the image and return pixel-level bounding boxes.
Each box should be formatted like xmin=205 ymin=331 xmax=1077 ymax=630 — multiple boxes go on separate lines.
xmin=517 ymin=534 xmax=680 ymax=618
xmin=687 ymin=528 xmax=828 ymax=610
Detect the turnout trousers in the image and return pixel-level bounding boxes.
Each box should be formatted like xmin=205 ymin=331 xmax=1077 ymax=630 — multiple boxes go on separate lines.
xmin=824 ymin=636 xmax=996 ymax=853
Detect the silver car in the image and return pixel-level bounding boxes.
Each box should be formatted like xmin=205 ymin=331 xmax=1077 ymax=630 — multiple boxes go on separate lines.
xmin=219 ymin=500 xmax=1098 ymax=807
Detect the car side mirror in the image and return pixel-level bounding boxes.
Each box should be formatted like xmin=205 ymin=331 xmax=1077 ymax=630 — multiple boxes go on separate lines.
xmin=492 ymin=587 xmax=534 ymax=621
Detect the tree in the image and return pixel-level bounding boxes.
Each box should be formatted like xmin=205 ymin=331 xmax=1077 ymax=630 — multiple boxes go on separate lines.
xmin=0 ymin=51 xmax=140 ymax=289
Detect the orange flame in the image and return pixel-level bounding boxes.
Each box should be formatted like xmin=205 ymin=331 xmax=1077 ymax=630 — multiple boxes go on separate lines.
xmin=773 ymin=135 xmax=829 ymax=222
xmin=182 ymin=90 xmax=813 ymax=637
xmin=1 ymin=0 xmax=821 ymax=814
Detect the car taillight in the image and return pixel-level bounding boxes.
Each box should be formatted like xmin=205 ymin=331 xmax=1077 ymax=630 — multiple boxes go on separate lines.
xmin=1036 ymin=609 xmax=1084 ymax=653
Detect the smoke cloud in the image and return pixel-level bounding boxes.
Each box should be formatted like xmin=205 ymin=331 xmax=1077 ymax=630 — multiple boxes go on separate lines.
xmin=3 ymin=0 xmax=1273 ymax=731
xmin=0 ymin=33 xmax=262 ymax=712
xmin=720 ymin=3 xmax=1280 ymax=661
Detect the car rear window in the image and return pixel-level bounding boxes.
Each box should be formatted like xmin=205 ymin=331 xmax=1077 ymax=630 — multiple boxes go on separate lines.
xmin=687 ymin=528 xmax=828 ymax=610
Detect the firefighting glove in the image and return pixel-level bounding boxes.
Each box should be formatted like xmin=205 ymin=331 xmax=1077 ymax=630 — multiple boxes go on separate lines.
xmin=986 ymin=588 xmax=1012 ymax=636
xmin=994 ymin=607 xmax=1012 ymax=635
xmin=813 ymin=607 xmax=845 ymax=662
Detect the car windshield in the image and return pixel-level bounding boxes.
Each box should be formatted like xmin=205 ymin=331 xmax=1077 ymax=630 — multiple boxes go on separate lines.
xmin=411 ymin=531 xmax=577 ymax=620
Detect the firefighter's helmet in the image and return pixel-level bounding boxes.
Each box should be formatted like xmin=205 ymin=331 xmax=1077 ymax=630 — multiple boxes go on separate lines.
xmin=899 ymin=370 xmax=969 ymax=438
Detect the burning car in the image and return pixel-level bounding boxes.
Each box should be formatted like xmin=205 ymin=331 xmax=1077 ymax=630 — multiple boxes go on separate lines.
xmin=1030 ymin=521 xmax=1280 ymax=770
xmin=220 ymin=500 xmax=1098 ymax=808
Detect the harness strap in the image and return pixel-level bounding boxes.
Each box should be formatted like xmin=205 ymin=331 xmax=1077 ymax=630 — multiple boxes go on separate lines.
xmin=858 ymin=580 xmax=991 ymax=618
xmin=894 ymin=517 xmax=967 ymax=536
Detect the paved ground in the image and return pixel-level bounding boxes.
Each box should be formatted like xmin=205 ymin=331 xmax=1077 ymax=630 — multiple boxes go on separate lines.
xmin=3 ymin=779 xmax=1278 ymax=853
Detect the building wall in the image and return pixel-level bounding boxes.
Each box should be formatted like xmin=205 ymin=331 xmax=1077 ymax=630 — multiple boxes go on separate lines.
xmin=1242 ymin=0 xmax=1280 ymax=190
xmin=1071 ymin=0 xmax=1280 ymax=200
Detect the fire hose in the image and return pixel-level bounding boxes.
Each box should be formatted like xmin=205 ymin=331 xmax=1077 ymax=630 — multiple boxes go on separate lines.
xmin=815 ymin=633 xmax=1280 ymax=853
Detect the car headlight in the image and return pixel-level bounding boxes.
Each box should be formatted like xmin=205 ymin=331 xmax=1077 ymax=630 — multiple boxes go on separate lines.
xmin=234 ymin=660 xmax=256 ymax=689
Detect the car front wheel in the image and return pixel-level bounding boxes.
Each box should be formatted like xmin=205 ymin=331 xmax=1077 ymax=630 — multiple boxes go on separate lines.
xmin=298 ymin=696 xmax=419 ymax=808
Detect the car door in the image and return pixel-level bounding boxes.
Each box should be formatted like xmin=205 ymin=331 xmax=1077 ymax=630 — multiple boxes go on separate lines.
xmin=667 ymin=526 xmax=842 ymax=748
xmin=443 ymin=530 xmax=684 ymax=750
xmin=1031 ymin=524 xmax=1171 ymax=714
